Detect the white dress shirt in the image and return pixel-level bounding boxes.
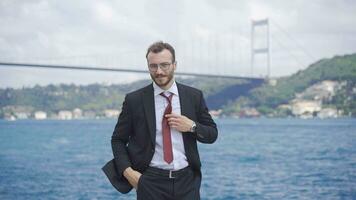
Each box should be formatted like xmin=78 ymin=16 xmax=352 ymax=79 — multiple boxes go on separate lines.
xmin=149 ymin=80 xmax=189 ymax=170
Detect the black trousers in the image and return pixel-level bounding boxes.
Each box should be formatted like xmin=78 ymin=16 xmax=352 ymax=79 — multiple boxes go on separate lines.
xmin=136 ymin=166 xmax=201 ymax=200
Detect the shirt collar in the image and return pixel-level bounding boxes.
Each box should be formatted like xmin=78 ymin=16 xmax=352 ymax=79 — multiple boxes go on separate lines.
xmin=153 ymin=80 xmax=179 ymax=97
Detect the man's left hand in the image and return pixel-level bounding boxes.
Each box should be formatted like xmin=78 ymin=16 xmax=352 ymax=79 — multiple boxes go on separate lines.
xmin=166 ymin=113 xmax=194 ymax=132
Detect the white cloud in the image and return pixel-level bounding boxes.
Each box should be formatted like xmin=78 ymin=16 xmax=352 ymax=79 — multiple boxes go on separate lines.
xmin=94 ymin=2 xmax=115 ymax=23
xmin=0 ymin=0 xmax=356 ymax=88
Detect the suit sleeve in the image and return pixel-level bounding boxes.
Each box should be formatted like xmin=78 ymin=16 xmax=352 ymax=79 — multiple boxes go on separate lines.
xmin=111 ymin=95 xmax=132 ymax=178
xmin=194 ymin=91 xmax=218 ymax=144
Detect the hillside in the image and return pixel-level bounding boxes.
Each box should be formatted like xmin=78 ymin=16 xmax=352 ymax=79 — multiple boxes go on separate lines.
xmin=252 ymin=54 xmax=355 ymax=106
xmin=223 ymin=53 xmax=356 ymax=116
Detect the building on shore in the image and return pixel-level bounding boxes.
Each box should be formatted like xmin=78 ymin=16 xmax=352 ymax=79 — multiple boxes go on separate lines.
xmin=58 ymin=110 xmax=73 ymax=120
xmin=239 ymin=108 xmax=260 ymax=118
xmin=83 ymin=110 xmax=96 ymax=119
xmin=317 ymin=108 xmax=338 ymax=119
xmin=14 ymin=112 xmax=31 ymax=119
xmin=73 ymin=108 xmax=83 ymax=119
xmin=34 ymin=111 xmax=47 ymax=120
xmin=291 ymin=100 xmax=322 ymax=117
xmin=104 ymin=109 xmax=120 ymax=118
xmin=209 ymin=109 xmax=222 ymax=118
xmin=4 ymin=113 xmax=16 ymax=121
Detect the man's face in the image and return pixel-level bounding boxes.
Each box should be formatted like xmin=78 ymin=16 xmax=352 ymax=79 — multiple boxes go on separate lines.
xmin=147 ymin=49 xmax=176 ymax=89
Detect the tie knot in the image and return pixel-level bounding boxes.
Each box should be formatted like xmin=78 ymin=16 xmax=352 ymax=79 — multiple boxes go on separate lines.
xmin=160 ymin=92 xmax=173 ymax=102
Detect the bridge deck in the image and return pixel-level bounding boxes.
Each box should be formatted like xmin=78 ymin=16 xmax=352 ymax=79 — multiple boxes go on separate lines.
xmin=0 ymin=62 xmax=265 ymax=81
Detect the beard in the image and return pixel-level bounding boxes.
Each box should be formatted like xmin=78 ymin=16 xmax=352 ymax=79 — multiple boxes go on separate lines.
xmin=150 ymin=71 xmax=174 ymax=89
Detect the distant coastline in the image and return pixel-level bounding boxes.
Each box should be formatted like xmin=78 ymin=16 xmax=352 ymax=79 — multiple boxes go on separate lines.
xmin=1 ymin=53 xmax=355 ymax=120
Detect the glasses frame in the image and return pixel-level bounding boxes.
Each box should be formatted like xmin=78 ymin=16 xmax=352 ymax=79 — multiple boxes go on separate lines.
xmin=148 ymin=62 xmax=174 ymax=72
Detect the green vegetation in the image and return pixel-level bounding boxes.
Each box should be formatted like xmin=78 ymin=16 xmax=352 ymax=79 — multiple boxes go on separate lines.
xmin=0 ymin=77 xmax=242 ymax=116
xmin=330 ymin=81 xmax=356 ymax=115
xmin=223 ymin=53 xmax=356 ymax=116
xmin=0 ymin=83 xmax=126 ymax=114
xmin=256 ymin=54 xmax=355 ymax=106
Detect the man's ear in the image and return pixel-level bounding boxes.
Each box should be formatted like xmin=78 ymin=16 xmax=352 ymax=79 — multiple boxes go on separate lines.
xmin=173 ymin=61 xmax=177 ymax=70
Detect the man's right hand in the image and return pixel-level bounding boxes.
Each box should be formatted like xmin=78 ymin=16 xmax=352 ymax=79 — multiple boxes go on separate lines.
xmin=123 ymin=167 xmax=142 ymax=189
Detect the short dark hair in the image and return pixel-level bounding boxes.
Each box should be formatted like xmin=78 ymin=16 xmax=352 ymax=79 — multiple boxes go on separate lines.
xmin=146 ymin=41 xmax=175 ymax=62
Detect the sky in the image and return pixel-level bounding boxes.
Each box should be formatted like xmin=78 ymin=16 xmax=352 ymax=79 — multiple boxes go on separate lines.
xmin=0 ymin=0 xmax=355 ymax=89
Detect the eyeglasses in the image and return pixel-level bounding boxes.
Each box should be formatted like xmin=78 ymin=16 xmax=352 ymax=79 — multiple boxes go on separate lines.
xmin=148 ymin=62 xmax=173 ymax=72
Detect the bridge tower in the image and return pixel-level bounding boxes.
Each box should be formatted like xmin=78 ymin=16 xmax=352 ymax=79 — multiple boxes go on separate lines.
xmin=250 ymin=18 xmax=270 ymax=78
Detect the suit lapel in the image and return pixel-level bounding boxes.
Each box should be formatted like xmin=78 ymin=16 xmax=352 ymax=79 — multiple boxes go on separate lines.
xmin=177 ymin=83 xmax=190 ymax=119
xmin=177 ymin=83 xmax=195 ymax=157
xmin=142 ymin=84 xmax=156 ymax=146
xmin=178 ymin=82 xmax=196 ymax=131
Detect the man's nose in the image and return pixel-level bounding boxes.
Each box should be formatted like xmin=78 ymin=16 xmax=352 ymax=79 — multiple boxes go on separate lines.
xmin=156 ymin=66 xmax=164 ymax=74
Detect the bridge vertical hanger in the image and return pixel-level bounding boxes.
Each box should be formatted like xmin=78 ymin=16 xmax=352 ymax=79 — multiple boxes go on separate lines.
xmin=250 ymin=18 xmax=270 ymax=78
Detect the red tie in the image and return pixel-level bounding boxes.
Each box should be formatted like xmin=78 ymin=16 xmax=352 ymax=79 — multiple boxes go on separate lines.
xmin=160 ymin=92 xmax=174 ymax=164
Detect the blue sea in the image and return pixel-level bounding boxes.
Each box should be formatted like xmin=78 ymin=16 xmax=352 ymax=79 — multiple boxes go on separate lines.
xmin=0 ymin=118 xmax=355 ymax=200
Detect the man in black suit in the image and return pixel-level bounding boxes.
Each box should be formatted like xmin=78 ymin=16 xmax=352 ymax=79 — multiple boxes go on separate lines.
xmin=102 ymin=41 xmax=218 ymax=200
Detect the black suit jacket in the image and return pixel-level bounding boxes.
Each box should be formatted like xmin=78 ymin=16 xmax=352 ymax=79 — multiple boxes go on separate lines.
xmin=102 ymin=82 xmax=218 ymax=193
